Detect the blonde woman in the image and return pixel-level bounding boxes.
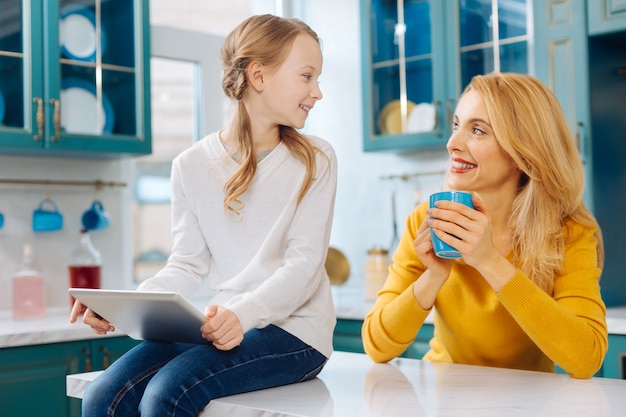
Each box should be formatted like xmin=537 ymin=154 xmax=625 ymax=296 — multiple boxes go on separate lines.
xmin=71 ymin=14 xmax=337 ymax=416
xmin=362 ymin=72 xmax=607 ymax=379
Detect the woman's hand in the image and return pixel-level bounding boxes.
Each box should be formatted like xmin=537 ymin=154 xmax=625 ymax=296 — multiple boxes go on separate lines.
xmin=428 ymin=196 xmax=515 ymax=291
xmin=69 ymin=299 xmax=115 ymax=335
xmin=201 ymin=305 xmax=244 ymax=351
xmin=413 ymin=212 xmax=454 ymax=279
xmin=427 ymin=196 xmax=495 ymax=267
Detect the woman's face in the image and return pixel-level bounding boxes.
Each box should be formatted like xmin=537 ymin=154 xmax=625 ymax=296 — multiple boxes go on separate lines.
xmin=445 ymin=89 xmax=521 ymax=196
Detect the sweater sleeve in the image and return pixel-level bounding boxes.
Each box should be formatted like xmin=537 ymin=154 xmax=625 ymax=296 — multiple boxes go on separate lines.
xmin=362 ymin=203 xmax=432 ymax=363
xmin=496 ymin=221 xmax=608 ymax=379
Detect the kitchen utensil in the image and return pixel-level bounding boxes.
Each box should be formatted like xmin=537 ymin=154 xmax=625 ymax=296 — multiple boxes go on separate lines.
xmin=60 ymin=77 xmax=115 ymax=135
xmin=32 ymin=198 xmax=64 ymax=232
xmin=59 ymin=4 xmax=107 ymax=62
xmin=325 ymin=247 xmax=350 ymax=285
xmin=407 ymin=102 xmax=436 ymax=132
xmin=378 ymin=99 xmax=417 ymax=134
xmin=81 ymin=200 xmax=110 ymax=231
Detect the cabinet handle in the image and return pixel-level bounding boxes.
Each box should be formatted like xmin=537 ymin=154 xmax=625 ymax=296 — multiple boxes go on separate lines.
xmin=33 ymin=97 xmax=44 ymax=141
xmin=81 ymin=348 xmax=93 ymax=372
xmin=576 ymin=121 xmax=586 ymax=164
xmin=99 ymin=346 xmax=110 ymax=369
xmin=50 ymin=99 xmax=61 ymax=142
xmin=446 ymin=99 xmax=455 ymax=129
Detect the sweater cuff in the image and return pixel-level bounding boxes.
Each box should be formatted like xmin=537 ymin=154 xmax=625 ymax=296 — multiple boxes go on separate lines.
xmin=496 ymin=270 xmax=533 ymax=314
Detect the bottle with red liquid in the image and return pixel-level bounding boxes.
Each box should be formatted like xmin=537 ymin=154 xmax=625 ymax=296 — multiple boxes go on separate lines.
xmin=12 ymin=243 xmax=46 ymax=319
xmin=68 ymin=229 xmax=102 ymax=309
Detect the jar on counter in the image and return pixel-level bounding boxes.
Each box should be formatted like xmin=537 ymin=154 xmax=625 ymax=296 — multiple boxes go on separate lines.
xmin=364 ymin=248 xmax=389 ymax=300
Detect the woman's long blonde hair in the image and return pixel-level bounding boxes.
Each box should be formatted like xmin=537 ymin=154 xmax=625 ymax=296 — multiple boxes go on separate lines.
xmin=219 ymin=14 xmax=322 ymax=216
xmin=465 ymin=72 xmax=603 ymax=293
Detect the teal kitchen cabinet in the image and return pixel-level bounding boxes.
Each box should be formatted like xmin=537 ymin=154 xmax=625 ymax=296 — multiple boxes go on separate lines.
xmin=588 ymin=0 xmax=626 ymax=35
xmin=603 ymin=334 xmax=626 ymax=378
xmin=0 ymin=0 xmax=151 ymax=157
xmin=360 ymin=0 xmax=531 ymax=152
xmin=535 ymin=0 xmax=626 ymax=306
xmin=0 ymin=336 xmax=140 ymax=417
xmin=334 ymin=318 xmax=434 ymax=359
xmin=532 ymin=0 xmax=594 ymax=209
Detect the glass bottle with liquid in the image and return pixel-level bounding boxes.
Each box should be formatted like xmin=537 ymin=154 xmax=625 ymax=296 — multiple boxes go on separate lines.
xmin=12 ymin=243 xmax=46 ymax=319
xmin=68 ymin=229 xmax=102 ymax=308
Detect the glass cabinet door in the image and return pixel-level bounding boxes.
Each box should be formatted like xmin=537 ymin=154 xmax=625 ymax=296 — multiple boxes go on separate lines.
xmin=0 ymin=0 xmax=41 ymax=146
xmin=363 ymin=0 xmax=444 ymax=152
xmin=50 ymin=0 xmax=148 ymax=152
xmin=458 ymin=0 xmax=530 ymax=88
xmin=0 ymin=0 xmax=150 ymax=156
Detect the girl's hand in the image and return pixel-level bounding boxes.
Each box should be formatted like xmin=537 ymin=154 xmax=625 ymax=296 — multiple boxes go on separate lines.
xmin=201 ymin=305 xmax=244 ymax=351
xmin=69 ymin=299 xmax=115 ymax=335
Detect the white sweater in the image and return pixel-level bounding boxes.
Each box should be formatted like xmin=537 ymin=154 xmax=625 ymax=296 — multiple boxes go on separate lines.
xmin=138 ymin=132 xmax=338 ymax=357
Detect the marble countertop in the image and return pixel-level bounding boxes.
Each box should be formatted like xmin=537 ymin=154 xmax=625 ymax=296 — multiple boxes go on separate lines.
xmin=2 ymin=288 xmax=626 ymax=349
xmin=67 ymin=350 xmax=626 ymax=417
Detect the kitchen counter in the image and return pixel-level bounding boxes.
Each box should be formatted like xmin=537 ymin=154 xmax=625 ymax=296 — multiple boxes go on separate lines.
xmin=1 ymin=291 xmax=626 ymax=348
xmin=67 ymin=350 xmax=626 ymax=416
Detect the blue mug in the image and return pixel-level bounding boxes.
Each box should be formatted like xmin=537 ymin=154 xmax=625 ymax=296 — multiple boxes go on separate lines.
xmin=429 ymin=191 xmax=475 ymax=258
xmin=0 ymin=212 xmax=4 ymax=229
xmin=81 ymin=200 xmax=110 ymax=231
xmin=33 ymin=199 xmax=64 ymax=232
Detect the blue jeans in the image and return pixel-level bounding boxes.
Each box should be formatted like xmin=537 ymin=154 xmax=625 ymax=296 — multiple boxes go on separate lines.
xmin=82 ymin=325 xmax=327 ymax=417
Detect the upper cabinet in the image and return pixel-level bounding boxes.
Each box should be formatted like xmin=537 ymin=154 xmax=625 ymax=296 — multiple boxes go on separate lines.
xmin=0 ymin=0 xmax=151 ymax=157
xmin=588 ymin=0 xmax=626 ymax=35
xmin=360 ymin=0 xmax=530 ymax=153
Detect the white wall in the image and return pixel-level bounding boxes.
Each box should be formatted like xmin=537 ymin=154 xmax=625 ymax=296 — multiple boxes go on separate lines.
xmin=0 ymin=155 xmax=135 ymax=313
xmin=294 ymin=0 xmax=449 ymax=290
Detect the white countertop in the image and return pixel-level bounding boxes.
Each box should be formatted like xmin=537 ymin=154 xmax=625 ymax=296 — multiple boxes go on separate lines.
xmin=2 ymin=289 xmax=626 ymax=349
xmin=67 ymin=350 xmax=626 ymax=417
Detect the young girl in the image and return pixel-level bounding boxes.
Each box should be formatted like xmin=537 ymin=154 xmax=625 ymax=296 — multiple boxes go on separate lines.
xmin=362 ymin=72 xmax=607 ymax=379
xmin=71 ymin=14 xmax=337 ymax=416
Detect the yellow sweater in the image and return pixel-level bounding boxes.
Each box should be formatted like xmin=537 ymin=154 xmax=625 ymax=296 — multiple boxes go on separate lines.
xmin=362 ymin=202 xmax=608 ymax=379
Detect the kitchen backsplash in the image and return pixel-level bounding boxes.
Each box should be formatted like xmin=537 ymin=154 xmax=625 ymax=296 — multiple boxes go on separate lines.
xmin=0 ymin=154 xmax=136 ymax=314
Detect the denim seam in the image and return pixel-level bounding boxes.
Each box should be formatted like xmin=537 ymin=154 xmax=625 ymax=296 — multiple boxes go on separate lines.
xmin=107 ymin=361 xmax=169 ymax=417
xmin=171 ymin=346 xmax=318 ymax=414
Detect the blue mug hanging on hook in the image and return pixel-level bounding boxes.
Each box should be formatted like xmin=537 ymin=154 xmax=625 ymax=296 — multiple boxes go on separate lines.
xmin=81 ymin=200 xmax=110 ymax=231
xmin=33 ymin=198 xmax=64 ymax=232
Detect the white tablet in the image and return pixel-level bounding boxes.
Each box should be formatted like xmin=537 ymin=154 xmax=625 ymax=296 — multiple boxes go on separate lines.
xmin=68 ymin=288 xmax=209 ymax=344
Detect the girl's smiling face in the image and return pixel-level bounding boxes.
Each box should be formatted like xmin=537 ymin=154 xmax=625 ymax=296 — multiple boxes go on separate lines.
xmin=258 ymin=33 xmax=323 ymax=129
xmin=445 ymin=89 xmax=521 ymax=196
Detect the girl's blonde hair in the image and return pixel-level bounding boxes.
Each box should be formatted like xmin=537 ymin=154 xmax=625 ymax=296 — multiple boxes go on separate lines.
xmin=464 ymin=72 xmax=603 ymax=293
xmin=220 ymin=14 xmax=323 ymax=216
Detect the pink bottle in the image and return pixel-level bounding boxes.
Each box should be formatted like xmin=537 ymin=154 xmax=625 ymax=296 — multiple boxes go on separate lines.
xmin=12 ymin=243 xmax=46 ymax=319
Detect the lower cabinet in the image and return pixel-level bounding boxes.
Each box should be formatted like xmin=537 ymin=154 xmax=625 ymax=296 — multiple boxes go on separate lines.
xmin=603 ymin=334 xmax=626 ymax=379
xmin=333 ymin=318 xmax=434 ymax=359
xmin=0 ymin=336 xmax=141 ymax=417
xmin=334 ymin=318 xmax=623 ymax=378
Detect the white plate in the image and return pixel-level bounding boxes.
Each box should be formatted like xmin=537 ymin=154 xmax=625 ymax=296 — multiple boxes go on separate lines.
xmin=408 ymin=102 xmax=436 ymax=133
xmin=59 ymin=5 xmax=106 ymax=61
xmin=61 ymin=78 xmax=114 ymax=135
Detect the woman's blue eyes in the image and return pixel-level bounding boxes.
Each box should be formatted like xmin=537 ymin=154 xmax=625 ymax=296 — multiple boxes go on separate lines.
xmin=452 ymin=122 xmax=486 ymax=136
